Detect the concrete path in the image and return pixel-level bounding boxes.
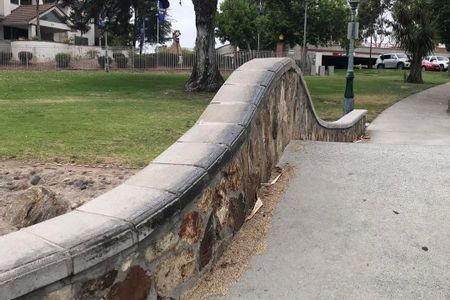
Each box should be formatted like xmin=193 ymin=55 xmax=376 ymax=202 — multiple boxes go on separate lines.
xmin=368 ymin=83 xmax=450 ymax=146
xmin=215 ymin=84 xmax=450 ymax=299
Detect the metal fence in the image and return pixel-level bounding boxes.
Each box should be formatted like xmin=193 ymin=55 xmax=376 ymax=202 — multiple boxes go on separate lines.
xmin=0 ymin=46 xmax=300 ymax=72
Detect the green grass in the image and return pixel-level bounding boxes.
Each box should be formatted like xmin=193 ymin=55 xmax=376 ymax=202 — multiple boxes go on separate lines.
xmin=0 ymin=72 xmax=213 ymax=167
xmin=0 ymin=69 xmax=448 ymax=167
xmin=305 ymin=69 xmax=450 ymax=122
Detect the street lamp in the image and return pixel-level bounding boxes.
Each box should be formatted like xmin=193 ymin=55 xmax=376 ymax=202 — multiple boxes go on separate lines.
xmin=343 ymin=0 xmax=360 ymax=114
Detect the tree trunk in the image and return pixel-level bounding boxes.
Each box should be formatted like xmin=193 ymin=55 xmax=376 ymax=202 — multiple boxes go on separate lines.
xmin=36 ymin=2 xmax=41 ymax=40
xmin=407 ymin=54 xmax=423 ymax=84
xmin=186 ymin=0 xmax=224 ymax=92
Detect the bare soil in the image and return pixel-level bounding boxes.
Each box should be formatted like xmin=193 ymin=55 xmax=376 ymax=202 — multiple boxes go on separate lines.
xmin=183 ymin=164 xmax=295 ymax=300
xmin=0 ymin=160 xmax=139 ymax=235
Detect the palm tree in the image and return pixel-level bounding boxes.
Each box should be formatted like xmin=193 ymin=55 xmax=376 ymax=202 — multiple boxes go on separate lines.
xmin=392 ymin=0 xmax=435 ymax=83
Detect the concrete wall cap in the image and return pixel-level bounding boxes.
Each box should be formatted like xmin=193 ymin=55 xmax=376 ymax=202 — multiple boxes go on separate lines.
xmin=0 ymin=56 xmax=367 ymax=300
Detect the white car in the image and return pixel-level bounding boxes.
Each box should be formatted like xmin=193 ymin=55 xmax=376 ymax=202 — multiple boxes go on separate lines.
xmin=426 ymin=55 xmax=449 ymax=71
xmin=375 ymin=53 xmax=411 ymax=69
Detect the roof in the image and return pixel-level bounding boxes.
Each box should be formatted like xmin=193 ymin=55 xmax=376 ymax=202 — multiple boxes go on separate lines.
xmin=1 ymin=4 xmax=57 ymax=26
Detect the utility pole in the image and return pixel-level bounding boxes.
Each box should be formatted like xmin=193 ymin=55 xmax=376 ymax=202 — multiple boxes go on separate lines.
xmin=343 ymin=0 xmax=360 ymax=114
xmin=302 ymin=0 xmax=308 ymax=72
xmin=156 ymin=0 xmax=160 ymax=69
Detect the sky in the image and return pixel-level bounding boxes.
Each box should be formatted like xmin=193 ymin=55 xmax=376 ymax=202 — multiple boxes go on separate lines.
xmin=167 ymin=0 xmax=224 ymax=49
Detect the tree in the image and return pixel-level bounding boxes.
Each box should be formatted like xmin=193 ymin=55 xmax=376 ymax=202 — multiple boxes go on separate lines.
xmin=358 ymin=0 xmax=392 ymax=47
xmin=392 ymin=0 xmax=435 ymax=83
xmin=432 ymin=0 xmax=450 ymax=50
xmin=134 ymin=0 xmax=172 ymax=46
xmin=216 ymin=0 xmax=261 ymax=51
xmin=262 ymin=0 xmax=350 ymax=48
xmin=185 ymin=0 xmax=224 ymax=92
xmin=60 ymin=0 xmax=171 ymax=47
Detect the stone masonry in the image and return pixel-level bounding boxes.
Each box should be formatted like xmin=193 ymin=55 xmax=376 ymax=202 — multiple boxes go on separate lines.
xmin=0 ymin=58 xmax=366 ymax=300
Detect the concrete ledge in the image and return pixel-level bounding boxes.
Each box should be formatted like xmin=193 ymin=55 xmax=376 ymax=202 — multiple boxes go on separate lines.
xmin=0 ymin=58 xmax=367 ymax=299
xmin=323 ymin=109 xmax=368 ymax=129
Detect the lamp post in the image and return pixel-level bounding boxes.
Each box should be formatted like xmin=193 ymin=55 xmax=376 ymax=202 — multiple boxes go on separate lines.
xmin=343 ymin=0 xmax=359 ymax=114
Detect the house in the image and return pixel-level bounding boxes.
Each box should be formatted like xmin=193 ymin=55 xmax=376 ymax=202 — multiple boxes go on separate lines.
xmin=0 ymin=0 xmax=95 ymax=46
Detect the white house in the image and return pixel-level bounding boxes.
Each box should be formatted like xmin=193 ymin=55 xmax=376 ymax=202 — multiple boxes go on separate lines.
xmin=0 ymin=0 xmax=95 ymax=46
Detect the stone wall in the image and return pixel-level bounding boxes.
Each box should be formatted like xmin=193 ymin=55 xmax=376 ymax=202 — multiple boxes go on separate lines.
xmin=0 ymin=58 xmax=366 ymax=300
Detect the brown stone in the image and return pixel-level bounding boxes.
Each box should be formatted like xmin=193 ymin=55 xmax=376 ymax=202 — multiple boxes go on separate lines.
xmin=108 ymin=266 xmax=151 ymax=300
xmin=7 ymin=186 xmax=69 ymax=229
xmin=79 ymin=270 xmax=118 ymax=298
xmin=198 ymin=188 xmax=214 ymax=213
xmin=145 ymin=232 xmax=179 ymax=263
xmin=228 ymin=194 xmax=247 ymax=233
xmin=199 ymin=215 xmax=215 ymax=270
xmin=155 ymin=251 xmax=196 ymax=297
xmin=179 ymin=211 xmax=203 ymax=244
xmin=223 ymin=158 xmax=242 ymax=192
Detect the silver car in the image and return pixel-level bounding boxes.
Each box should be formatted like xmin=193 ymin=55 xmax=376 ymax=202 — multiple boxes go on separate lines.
xmin=375 ymin=53 xmax=411 ymax=69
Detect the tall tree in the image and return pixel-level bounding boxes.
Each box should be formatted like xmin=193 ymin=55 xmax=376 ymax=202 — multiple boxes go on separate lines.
xmin=60 ymin=0 xmax=171 ymax=47
xmin=358 ymin=0 xmax=392 ymax=47
xmin=392 ymin=0 xmax=435 ymax=83
xmin=216 ymin=0 xmax=261 ymax=51
xmin=262 ymin=0 xmax=350 ymax=48
xmin=432 ymin=0 xmax=450 ymax=50
xmin=185 ymin=0 xmax=224 ymax=92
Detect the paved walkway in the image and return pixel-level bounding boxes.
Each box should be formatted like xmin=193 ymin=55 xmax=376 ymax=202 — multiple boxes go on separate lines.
xmin=368 ymin=83 xmax=450 ymax=146
xmin=215 ymin=84 xmax=450 ymax=299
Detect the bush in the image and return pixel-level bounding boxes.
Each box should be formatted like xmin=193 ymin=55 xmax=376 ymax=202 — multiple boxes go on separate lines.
xmin=115 ymin=56 xmax=129 ymax=68
xmin=55 ymin=53 xmax=71 ymax=68
xmin=113 ymin=52 xmax=126 ymax=60
xmin=98 ymin=56 xmax=113 ymax=68
xmin=0 ymin=52 xmax=12 ymax=65
xmin=133 ymin=54 xmax=155 ymax=69
xmin=18 ymin=51 xmax=33 ymax=65
xmin=86 ymin=49 xmax=99 ymax=59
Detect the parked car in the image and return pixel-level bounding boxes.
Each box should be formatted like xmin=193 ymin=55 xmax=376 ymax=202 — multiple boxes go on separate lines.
xmin=421 ymin=60 xmax=440 ymax=71
xmin=425 ymin=55 xmax=449 ymax=71
xmin=375 ymin=53 xmax=411 ymax=69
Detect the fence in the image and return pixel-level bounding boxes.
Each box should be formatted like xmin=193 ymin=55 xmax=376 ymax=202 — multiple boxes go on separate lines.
xmin=0 ymin=45 xmax=302 ymax=72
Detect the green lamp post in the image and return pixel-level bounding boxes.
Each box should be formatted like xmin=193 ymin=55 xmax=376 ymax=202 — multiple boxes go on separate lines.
xmin=343 ymin=0 xmax=360 ymax=114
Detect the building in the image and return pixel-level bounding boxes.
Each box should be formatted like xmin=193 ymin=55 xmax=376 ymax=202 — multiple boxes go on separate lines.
xmin=0 ymin=0 xmax=95 ymax=46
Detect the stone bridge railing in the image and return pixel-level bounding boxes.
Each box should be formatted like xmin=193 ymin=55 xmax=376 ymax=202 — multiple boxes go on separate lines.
xmin=0 ymin=58 xmax=366 ymax=300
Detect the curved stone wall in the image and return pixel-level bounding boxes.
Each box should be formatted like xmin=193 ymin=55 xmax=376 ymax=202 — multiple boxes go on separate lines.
xmin=0 ymin=58 xmax=366 ymax=300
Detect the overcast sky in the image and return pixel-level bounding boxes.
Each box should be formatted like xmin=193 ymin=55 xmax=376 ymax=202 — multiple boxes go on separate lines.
xmin=167 ymin=0 xmax=224 ymax=49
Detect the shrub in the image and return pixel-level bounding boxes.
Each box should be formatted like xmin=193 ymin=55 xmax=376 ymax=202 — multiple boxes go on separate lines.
xmin=18 ymin=51 xmax=33 ymax=65
xmin=98 ymin=56 xmax=113 ymax=68
xmin=55 ymin=53 xmax=71 ymax=68
xmin=133 ymin=54 xmax=155 ymax=69
xmin=0 ymin=52 xmax=12 ymax=65
xmin=115 ymin=56 xmax=129 ymax=68
xmin=86 ymin=49 xmax=99 ymax=59
xmin=113 ymin=52 xmax=126 ymax=60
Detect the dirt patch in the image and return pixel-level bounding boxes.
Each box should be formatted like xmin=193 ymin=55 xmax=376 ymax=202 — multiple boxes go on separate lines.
xmin=183 ymin=164 xmax=295 ymax=300
xmin=0 ymin=160 xmax=139 ymax=236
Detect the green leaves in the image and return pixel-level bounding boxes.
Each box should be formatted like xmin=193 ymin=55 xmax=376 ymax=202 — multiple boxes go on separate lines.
xmin=216 ymin=0 xmax=351 ymax=50
xmin=392 ymin=0 xmax=435 ymax=83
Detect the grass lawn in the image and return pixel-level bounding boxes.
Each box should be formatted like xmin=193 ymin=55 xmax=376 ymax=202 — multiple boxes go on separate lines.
xmin=307 ymin=69 xmax=450 ymax=122
xmin=0 ymin=72 xmax=213 ymax=167
xmin=0 ymin=69 xmax=448 ymax=167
